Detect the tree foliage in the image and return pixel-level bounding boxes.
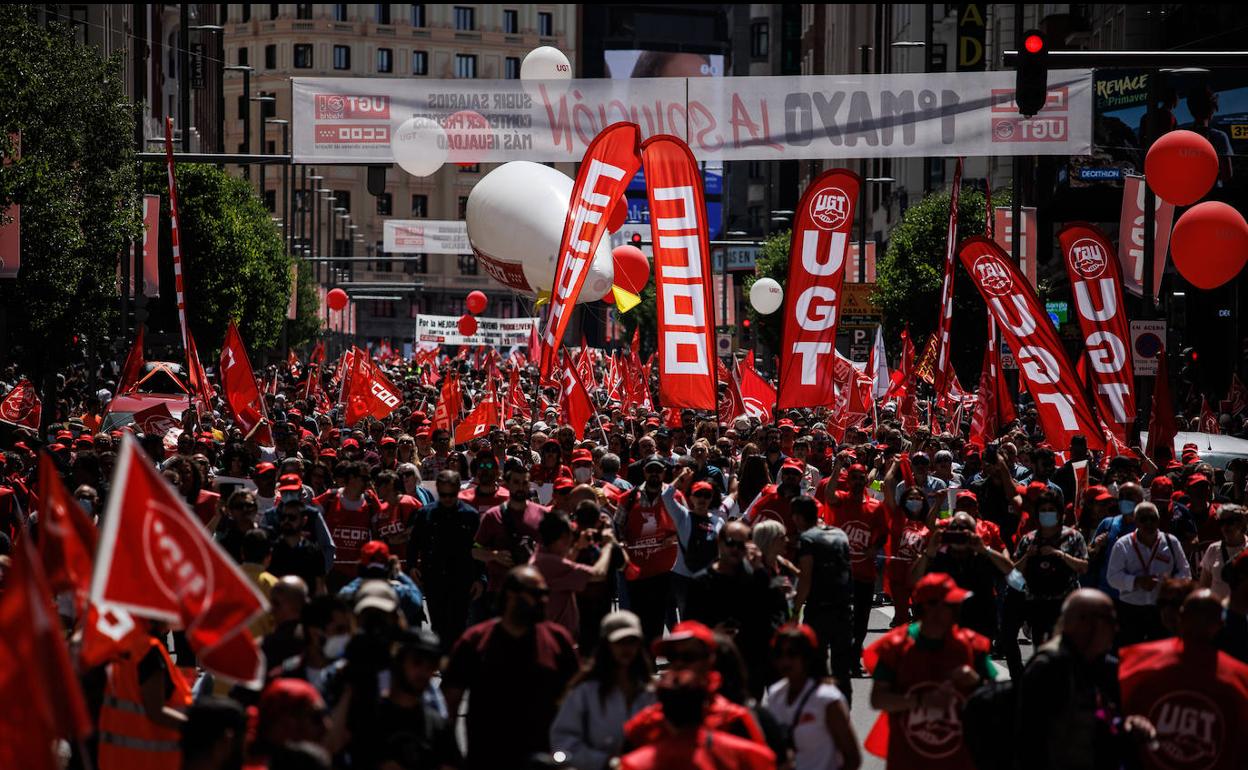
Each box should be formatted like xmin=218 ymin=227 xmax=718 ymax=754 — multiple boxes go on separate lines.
xmin=0 ymin=5 xmax=139 ymax=377
xmin=143 ymin=163 xmax=319 ymax=356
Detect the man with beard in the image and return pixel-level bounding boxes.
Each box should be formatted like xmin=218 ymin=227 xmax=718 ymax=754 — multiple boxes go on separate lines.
xmin=616 ymin=455 xmax=680 ymax=641
xmin=459 ymin=451 xmax=509 ymax=512
xmin=473 ymin=461 xmax=545 ymax=615
xmin=314 ymin=460 xmax=383 ymax=587
xmin=266 ymin=494 xmax=328 ymax=595
xmin=408 ymin=470 xmax=485 ymax=650
xmin=443 ymin=567 xmax=579 ymax=770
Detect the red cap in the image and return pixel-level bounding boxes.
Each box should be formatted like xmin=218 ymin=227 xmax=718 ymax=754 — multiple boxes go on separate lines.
xmin=359 ymin=540 xmax=391 ymax=565
xmin=553 ymin=476 xmax=575 ymax=492
xmin=772 ymin=622 xmax=819 ymax=651
xmin=75 ymin=435 xmax=94 ymax=446
xmin=258 ymin=679 xmax=324 ymax=723
xmin=1087 ymin=484 xmax=1114 ymax=503
xmin=48 ymin=443 xmax=68 ymax=453
xmin=691 ymin=480 xmax=715 ymax=494
xmin=955 ymin=490 xmax=979 ymax=506
xmin=411 ymin=410 xmax=428 ymax=422
xmin=913 ymin=572 xmax=971 ymax=604
xmin=1025 ymin=481 xmax=1048 ymax=497
xmin=318 ymin=447 xmax=338 ymax=458
xmin=254 ymin=462 xmax=278 ymax=477
xmin=655 ymin=621 xmax=717 ymax=654
xmin=780 ymin=458 xmax=805 ymax=473
xmin=1149 ymin=477 xmax=1174 ymax=498
xmin=380 ymin=436 xmax=397 ymax=447
xmin=277 ymin=473 xmax=303 ymax=493
xmin=342 ymin=438 xmax=360 ymax=450
xmin=1186 ymin=473 xmax=1211 ymax=488
xmin=1182 ymin=442 xmax=1200 ymax=452
xmin=416 ymin=429 xmax=431 ymax=439
xmin=645 ymin=418 xmax=660 ymax=427
xmin=56 ymin=430 xmax=73 ymax=440
xmin=570 ymin=448 xmax=594 ymax=466
xmin=777 ymin=418 xmax=796 ymax=432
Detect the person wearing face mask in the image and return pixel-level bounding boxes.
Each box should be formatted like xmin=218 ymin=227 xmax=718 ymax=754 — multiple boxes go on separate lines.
xmin=443 ymin=566 xmax=579 ymax=770
xmin=886 ymin=486 xmax=935 ymax=627
xmin=1013 ymin=490 xmax=1089 ymax=647
xmin=1107 ymin=502 xmax=1192 ymax=646
xmin=569 ymin=447 xmax=599 ymax=487
xmin=271 ymin=595 xmax=355 ymax=697
xmin=458 ymin=451 xmax=509 ymax=512
xmin=1090 ymin=482 xmax=1146 ymax=599
xmin=616 ymin=455 xmax=681 ymax=642
xmin=408 ymin=469 xmax=486 ymax=650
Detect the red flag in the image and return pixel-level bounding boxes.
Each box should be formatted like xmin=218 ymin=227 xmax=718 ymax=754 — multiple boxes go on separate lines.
xmin=185 ymin=329 xmax=215 ymax=413
xmin=1145 ymin=351 xmax=1178 ymax=463
xmin=89 ymin=436 xmax=267 ymax=684
xmin=132 ymin=402 xmax=180 ymax=437
xmin=433 ymin=372 xmax=462 ymax=432
xmin=630 ymin=327 xmax=640 ymax=359
xmin=1200 ymin=397 xmax=1221 ymax=435
xmin=343 ymin=349 xmax=402 ymax=426
xmin=934 ymin=158 xmax=963 ymax=407
xmin=220 ymin=321 xmax=273 ymax=445
xmin=507 ymin=363 xmax=530 ymax=421
xmin=164 ymin=117 xmax=193 ymax=355
xmin=778 ymin=168 xmax=860 ymax=408
xmin=560 ymin=350 xmax=596 ymax=440
xmin=959 ymin=237 xmax=1104 ymax=451
xmin=576 ymin=336 xmax=597 ymax=390
xmin=1059 ymin=223 xmax=1136 ymax=438
xmin=969 ymin=335 xmax=999 ymax=447
xmin=117 ymin=326 xmax=145 ymax=395
xmin=528 ymin=320 xmax=542 ymax=362
xmin=605 ymin=351 xmax=624 ymax=402
xmin=1228 ymin=374 xmax=1248 ymax=417
xmin=716 ymin=357 xmax=747 ymax=424
xmin=642 ymin=135 xmax=718 ymax=409
xmin=885 ymin=328 xmax=916 ymax=400
xmin=0 ymin=527 xmax=92 ymax=770
xmin=913 ymin=333 xmax=939 ymax=386
xmin=738 ymin=354 xmax=776 ymax=424
xmin=454 ymin=390 xmax=500 ymax=446
xmin=37 ymin=453 xmax=97 ymax=616
xmin=287 ymin=348 xmax=299 ymax=376
xmin=540 ymin=122 xmax=642 ymax=378
xmin=304 ymin=341 xmax=325 ymax=400
xmin=0 ymin=378 xmax=42 ymax=430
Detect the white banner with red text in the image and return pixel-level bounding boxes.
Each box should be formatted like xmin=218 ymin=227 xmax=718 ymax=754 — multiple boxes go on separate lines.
xmin=415 ymin=314 xmax=539 ymax=347
xmin=382 ymin=219 xmax=471 ymax=254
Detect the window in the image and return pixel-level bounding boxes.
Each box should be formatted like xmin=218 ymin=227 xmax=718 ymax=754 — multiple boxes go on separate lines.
xmin=266 ymin=140 xmax=276 ymax=155
xmin=237 ymin=94 xmax=247 ymax=119
xmin=458 ymin=164 xmax=479 ymax=173
xmin=375 ymin=4 xmax=392 ymax=24
xmin=334 ymin=45 xmax=351 ymax=69
xmin=238 ymin=46 xmax=249 ymax=66
xmin=454 ymin=6 xmax=475 ymax=30
xmin=411 ymin=50 xmax=428 ymax=75
xmin=293 ymin=44 xmax=313 ymax=69
xmin=270 ymin=4 xmax=280 ymax=21
xmin=377 ymin=192 xmax=393 ymax=215
xmin=458 ymin=196 xmax=469 ymax=219
xmin=264 ymin=190 xmax=276 ymax=212
xmin=411 ymin=4 xmax=426 ymax=27
xmin=259 ymin=91 xmax=276 ymax=119
xmin=377 ymin=48 xmax=393 ymax=73
xmin=373 ymin=300 xmax=396 ymax=318
xmin=241 ymin=5 xmax=250 ymax=22
xmin=454 ymin=54 xmax=477 ymax=79
xmin=751 ymin=21 xmax=769 ymax=59
xmin=264 ymin=44 xmax=277 ymax=69
xmin=334 ymin=191 xmax=351 ymax=214
xmin=411 ymin=194 xmax=428 ymax=217
xmin=374 ymin=242 xmax=392 ymax=273
xmin=538 ymin=11 xmax=553 ymax=36
xmin=333 ymin=4 xmax=348 ymax=22
xmin=504 ymin=56 xmax=520 ymax=79
xmin=458 ymin=254 xmax=478 ymax=275
xmin=296 ymin=3 xmax=313 ymax=20
xmin=406 ymin=254 xmax=428 ymax=275
xmin=503 ymin=9 xmax=518 ymax=33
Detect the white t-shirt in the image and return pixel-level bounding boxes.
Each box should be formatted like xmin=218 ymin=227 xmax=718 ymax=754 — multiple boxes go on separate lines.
xmin=762 ymin=678 xmax=846 ymax=770
xmin=1200 ymin=539 xmax=1247 ymax=600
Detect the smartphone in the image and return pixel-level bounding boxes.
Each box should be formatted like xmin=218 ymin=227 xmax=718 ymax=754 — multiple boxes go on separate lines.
xmin=942 ymin=530 xmax=969 ymax=545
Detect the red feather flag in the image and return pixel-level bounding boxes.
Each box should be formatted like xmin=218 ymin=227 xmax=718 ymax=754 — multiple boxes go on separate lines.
xmin=560 ymin=350 xmax=597 ymax=440
xmin=738 ymin=354 xmax=776 ymax=424
xmin=0 ymin=378 xmax=42 ymax=431
xmin=433 ymin=371 xmax=463 ymax=432
xmin=343 ymin=348 xmax=401 ymax=426
xmin=117 ymin=325 xmax=145 ymax=395
xmin=219 ymin=320 xmax=273 ymax=445
xmin=1145 ymin=352 xmax=1178 ymax=463
xmin=454 ymin=389 xmax=500 ymax=446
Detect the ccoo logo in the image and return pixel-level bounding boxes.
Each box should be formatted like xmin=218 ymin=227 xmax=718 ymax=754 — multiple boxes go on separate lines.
xmin=973 ymin=255 xmax=1015 ymax=297
xmin=1068 ymin=237 xmax=1108 ymax=279
xmin=371 ymin=381 xmax=400 ymax=407
xmin=809 ymin=187 xmax=851 ymax=231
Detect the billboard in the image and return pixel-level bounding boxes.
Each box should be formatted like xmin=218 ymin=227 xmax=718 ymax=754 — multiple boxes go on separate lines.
xmin=383 ymin=219 xmax=470 ymax=254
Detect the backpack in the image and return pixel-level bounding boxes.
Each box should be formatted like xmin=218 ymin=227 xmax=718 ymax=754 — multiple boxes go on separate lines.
xmin=961 ymin=678 xmax=1017 ymax=770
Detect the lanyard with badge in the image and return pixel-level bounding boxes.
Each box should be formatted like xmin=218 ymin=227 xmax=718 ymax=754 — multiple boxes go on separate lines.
xmin=1130 ymin=531 xmax=1167 ymax=574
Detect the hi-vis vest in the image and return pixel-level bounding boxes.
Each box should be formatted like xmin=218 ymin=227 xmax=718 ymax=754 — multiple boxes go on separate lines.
xmin=98 ymin=637 xmax=192 ymax=770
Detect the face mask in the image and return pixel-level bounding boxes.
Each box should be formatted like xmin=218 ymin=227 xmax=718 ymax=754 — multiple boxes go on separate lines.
xmin=905 ymin=499 xmax=925 ymax=514
xmin=322 ymin=633 xmax=350 ymax=660
xmin=573 ymin=467 xmax=593 ymax=484
xmin=1119 ymin=500 xmax=1137 ymax=516
xmin=1038 ymin=510 xmax=1060 ymax=529
xmin=77 ymin=498 xmax=94 ymax=515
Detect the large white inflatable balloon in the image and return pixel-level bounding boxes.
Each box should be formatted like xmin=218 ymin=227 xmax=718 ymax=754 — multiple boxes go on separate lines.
xmin=749 ymin=278 xmax=784 ymax=314
xmin=467 ymin=161 xmax=614 ymax=303
xmin=520 ymin=46 xmax=572 ymax=99
xmin=391 ymin=117 xmax=446 ymax=177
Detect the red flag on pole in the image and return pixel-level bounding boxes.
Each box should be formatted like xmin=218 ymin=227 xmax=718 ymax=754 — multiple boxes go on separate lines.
xmin=37 ymin=453 xmax=97 ymax=616
xmin=164 ymin=117 xmax=193 ymax=356
xmin=738 ymin=355 xmax=776 ymax=424
xmin=433 ymin=372 xmax=462 ymax=432
xmin=1227 ymin=374 xmax=1248 ymax=417
xmin=454 ymin=391 xmax=500 ymax=446
xmin=132 ymin=402 xmax=180 ymax=437
xmin=89 ymin=436 xmax=268 ymax=684
xmin=576 ymin=336 xmax=597 ymax=390
xmin=934 ymin=158 xmax=963 ymax=408
xmin=0 ymin=378 xmax=42 ymax=430
xmin=343 ymin=349 xmax=402 ymax=426
xmin=969 ymin=336 xmax=999 ymax=448
xmin=0 ymin=528 xmax=92 ymax=770
xmin=185 ymin=330 xmax=215 ymax=415
xmin=1200 ymin=396 xmax=1221 ymax=435
xmin=885 ymin=328 xmax=916 ymax=400
xmin=716 ymin=357 xmax=747 ymax=424
xmin=507 ymin=364 xmax=530 ymax=421
xmin=118 ymin=326 xmax=146 ymax=395
xmin=220 ymin=321 xmax=273 ymax=445
xmin=1145 ymin=350 xmax=1178 ymax=463
xmin=560 ymin=350 xmax=596 ymax=440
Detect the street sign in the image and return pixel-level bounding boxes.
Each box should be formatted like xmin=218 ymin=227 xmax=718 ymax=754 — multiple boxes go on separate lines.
xmin=840 ymin=282 xmax=882 ymax=326
xmin=1000 ymin=341 xmax=1017 ymax=370
xmin=711 ymin=244 xmax=760 ymax=272
xmin=716 ymin=332 xmax=735 ymax=357
xmin=1130 ymin=319 xmax=1166 ymax=376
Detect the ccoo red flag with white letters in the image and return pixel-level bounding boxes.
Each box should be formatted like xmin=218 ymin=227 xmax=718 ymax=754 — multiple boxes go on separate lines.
xmin=560 ymin=350 xmax=596 ymax=440
xmin=934 ymin=158 xmax=963 ymax=407
xmin=959 ymin=236 xmax=1104 ymax=450
xmin=220 ymin=320 xmax=273 ymax=445
xmin=89 ymin=436 xmax=267 ymax=684
xmin=642 ymin=135 xmax=718 ymax=409
xmin=779 ymin=168 xmax=860 ymax=408
xmin=540 ymin=122 xmax=642 ymax=379
xmin=343 ymin=348 xmax=401 ymax=425
xmin=1059 ymin=223 xmax=1136 ymax=438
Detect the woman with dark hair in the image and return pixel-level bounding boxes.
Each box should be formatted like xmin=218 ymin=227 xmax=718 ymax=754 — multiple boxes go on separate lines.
xmin=762 ymin=624 xmax=862 ymax=770
xmin=164 ymin=454 xmax=220 ymax=527
xmin=711 ymin=632 xmax=789 ymax=761
xmin=737 ymin=453 xmax=773 ymax=515
xmin=550 ymin=611 xmax=655 ymax=770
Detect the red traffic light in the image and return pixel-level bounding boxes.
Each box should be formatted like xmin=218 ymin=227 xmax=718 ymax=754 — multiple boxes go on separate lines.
xmin=630 ymin=232 xmax=643 ymax=246
xmin=1024 ymin=34 xmax=1044 ymax=54
xmin=742 ymin=318 xmax=751 ymax=329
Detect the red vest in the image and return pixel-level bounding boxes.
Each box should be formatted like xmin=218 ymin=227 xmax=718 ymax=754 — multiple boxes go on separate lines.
xmin=620 ymin=487 xmax=678 ymax=581
xmin=315 ymin=489 xmax=380 ymax=570
xmin=828 ymin=490 xmax=888 ymax=581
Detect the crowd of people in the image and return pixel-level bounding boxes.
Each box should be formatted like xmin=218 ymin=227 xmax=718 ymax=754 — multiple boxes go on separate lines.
xmin=1 ymin=350 xmax=1248 ymax=770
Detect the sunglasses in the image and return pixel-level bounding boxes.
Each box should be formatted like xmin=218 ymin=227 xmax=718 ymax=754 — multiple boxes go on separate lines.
xmin=477 ymin=462 xmax=497 ymax=471
xmin=722 ymin=537 xmax=748 ymax=550
xmin=280 ymin=514 xmax=301 ymax=522
xmin=664 ymin=650 xmax=709 ymax=665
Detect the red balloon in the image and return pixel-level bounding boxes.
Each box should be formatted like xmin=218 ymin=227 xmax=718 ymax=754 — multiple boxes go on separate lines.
xmin=326 ymin=287 xmax=348 ymax=311
xmin=466 ymin=290 xmax=487 ymax=315
xmin=457 ymin=314 xmax=478 ymax=337
xmin=607 ymin=197 xmax=628 ymax=233
xmin=1170 ymin=201 xmax=1248 ymax=290
xmin=611 ymin=245 xmax=650 ymax=294
xmin=1145 ymin=129 xmax=1219 ymax=206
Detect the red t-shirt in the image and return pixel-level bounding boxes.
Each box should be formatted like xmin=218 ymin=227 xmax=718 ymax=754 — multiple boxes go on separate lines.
xmin=619 ymin=728 xmax=776 ymax=770
xmin=314 ymin=488 xmax=381 ymax=571
xmin=886 ymin=515 xmax=931 ymax=595
xmin=827 ymin=490 xmax=889 ymax=581
xmin=375 ymin=494 xmax=421 ymax=555
xmin=619 ymin=488 xmax=678 ymax=581
xmin=475 ymin=502 xmax=547 ymax=592
xmin=530 ymin=463 xmax=571 ymax=485
xmin=459 ymin=484 xmax=509 ymax=513
xmin=624 ymin=694 xmax=767 ymax=749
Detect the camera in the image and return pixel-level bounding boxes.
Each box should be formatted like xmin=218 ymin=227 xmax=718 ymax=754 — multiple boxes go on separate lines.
xmin=942 ymin=530 xmax=970 ymax=545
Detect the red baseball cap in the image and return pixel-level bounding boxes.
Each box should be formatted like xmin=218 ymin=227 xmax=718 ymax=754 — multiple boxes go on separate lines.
xmin=342 ymin=438 xmax=360 ymax=450
xmin=380 ymin=436 xmax=397 ymax=447
xmin=570 ymin=448 xmax=594 ymax=466
xmin=1186 ymin=473 xmax=1211 ymax=488
xmin=254 ymin=462 xmax=277 ymax=477
xmin=553 ymin=476 xmax=575 ymax=492
xmin=655 ymin=621 xmax=717 ymax=655
xmin=691 ymin=480 xmax=715 ymax=495
xmin=319 ymin=447 xmax=338 ymax=459
xmin=777 ymin=418 xmax=797 ymax=433
xmin=955 ymin=490 xmax=979 ymax=507
xmin=1149 ymin=477 xmax=1174 ymax=499
xmin=771 ymin=622 xmax=820 ymax=651
xmin=257 ymin=679 xmax=324 ymax=724
xmin=913 ymin=572 xmax=971 ymax=604
xmin=277 ymin=473 xmax=303 ymax=493
xmin=56 ymin=430 xmax=73 ymax=440
xmin=1087 ymin=484 xmax=1114 ymax=503
xmin=359 ymin=540 xmax=391 ymax=565
xmin=416 ymin=429 xmax=431 ymax=439
xmin=780 ymin=458 xmax=805 ymax=473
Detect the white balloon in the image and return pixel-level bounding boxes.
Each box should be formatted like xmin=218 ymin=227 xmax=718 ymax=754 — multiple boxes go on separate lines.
xmin=750 ymin=278 xmax=784 ymax=314
xmin=466 ymin=161 xmax=614 ymax=303
xmin=391 ymin=117 xmax=446 ymax=177
xmin=520 ymin=46 xmax=572 ymax=100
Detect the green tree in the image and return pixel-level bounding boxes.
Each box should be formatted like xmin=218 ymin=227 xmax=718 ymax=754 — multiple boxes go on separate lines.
xmin=143 ymin=163 xmax=319 ymax=356
xmin=0 ymin=5 xmax=139 ymax=384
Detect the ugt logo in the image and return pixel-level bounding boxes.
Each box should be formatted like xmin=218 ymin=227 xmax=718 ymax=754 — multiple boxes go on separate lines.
xmin=974 ymin=255 xmax=1014 ymax=297
xmin=1069 ymin=238 xmax=1108 ymax=279
xmin=809 ymin=187 xmax=851 ymax=231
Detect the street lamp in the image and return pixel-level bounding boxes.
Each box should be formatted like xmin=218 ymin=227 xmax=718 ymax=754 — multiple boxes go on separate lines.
xmin=225 ymin=65 xmax=254 ymax=173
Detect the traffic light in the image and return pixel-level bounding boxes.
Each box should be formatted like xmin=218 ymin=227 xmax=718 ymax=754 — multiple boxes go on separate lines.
xmin=1014 ymin=30 xmax=1048 ymax=117
xmin=630 ymin=232 xmax=643 ymax=247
